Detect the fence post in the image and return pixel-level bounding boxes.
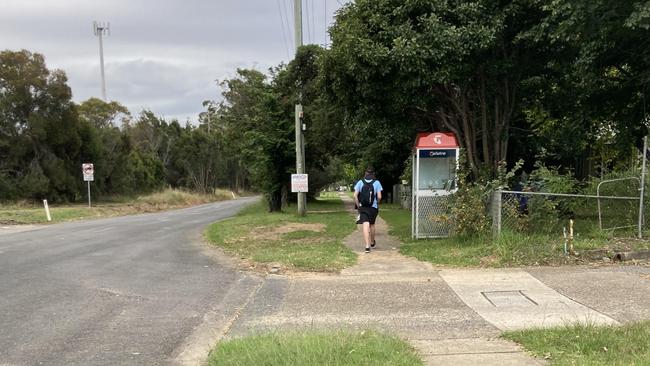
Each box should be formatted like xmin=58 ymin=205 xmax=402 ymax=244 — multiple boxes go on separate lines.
xmin=492 ymin=190 xmax=502 ymax=237
xmin=639 ymin=136 xmax=647 ymax=239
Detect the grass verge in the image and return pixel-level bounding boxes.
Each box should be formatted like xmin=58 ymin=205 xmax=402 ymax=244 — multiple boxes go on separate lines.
xmin=381 ymin=204 xmax=650 ymax=266
xmin=206 ymin=194 xmax=356 ymax=272
xmin=503 ymin=321 xmax=650 ymax=365
xmin=0 ymin=188 xmax=233 ymax=225
xmin=208 ymin=329 xmax=423 ymax=366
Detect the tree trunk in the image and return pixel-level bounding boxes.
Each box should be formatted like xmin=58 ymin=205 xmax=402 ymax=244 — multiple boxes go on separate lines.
xmin=268 ymin=189 xmax=282 ymax=212
xmin=480 ymin=72 xmax=491 ymax=167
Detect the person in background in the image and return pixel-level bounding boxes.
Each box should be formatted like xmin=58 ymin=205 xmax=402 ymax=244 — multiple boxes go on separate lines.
xmin=353 ymin=167 xmax=383 ymax=253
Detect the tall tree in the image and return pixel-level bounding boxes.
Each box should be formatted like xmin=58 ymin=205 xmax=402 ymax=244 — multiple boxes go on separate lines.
xmin=77 ymin=98 xmax=132 ymax=194
xmin=0 ymin=50 xmax=84 ymax=200
xmin=324 ymin=0 xmax=551 ymax=176
xmin=276 ymin=45 xmax=355 ymax=195
xmin=77 ymin=97 xmax=130 ymax=129
xmin=218 ymin=69 xmax=293 ymax=211
xmin=522 ymin=0 xmax=650 ymax=175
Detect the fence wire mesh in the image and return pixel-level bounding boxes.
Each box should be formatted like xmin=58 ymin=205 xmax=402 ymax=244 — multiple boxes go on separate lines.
xmin=416 ymin=195 xmax=452 ymax=237
xmin=496 ymin=190 xmax=640 ymax=236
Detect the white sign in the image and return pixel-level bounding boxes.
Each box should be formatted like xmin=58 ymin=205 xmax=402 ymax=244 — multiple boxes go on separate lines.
xmin=291 ymin=174 xmax=308 ymax=193
xmin=82 ymin=163 xmax=94 ymax=181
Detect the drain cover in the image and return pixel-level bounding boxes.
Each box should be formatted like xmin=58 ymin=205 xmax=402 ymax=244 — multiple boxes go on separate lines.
xmin=481 ymin=290 xmax=538 ymax=307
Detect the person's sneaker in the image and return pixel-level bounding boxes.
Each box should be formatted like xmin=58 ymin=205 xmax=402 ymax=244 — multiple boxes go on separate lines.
xmin=364 ymin=247 xmax=371 ymax=253
xmin=371 ymin=240 xmax=376 ymax=248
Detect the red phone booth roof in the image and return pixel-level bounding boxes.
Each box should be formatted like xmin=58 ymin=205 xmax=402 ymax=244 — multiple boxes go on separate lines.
xmin=415 ymin=132 xmax=459 ymax=148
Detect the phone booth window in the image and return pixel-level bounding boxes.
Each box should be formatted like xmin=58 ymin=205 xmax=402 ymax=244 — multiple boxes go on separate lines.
xmin=417 ymin=149 xmax=457 ymax=191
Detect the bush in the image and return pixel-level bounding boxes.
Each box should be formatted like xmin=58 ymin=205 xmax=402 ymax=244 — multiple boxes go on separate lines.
xmin=449 ymin=157 xmax=523 ymax=236
xmin=450 ymin=184 xmax=491 ymax=236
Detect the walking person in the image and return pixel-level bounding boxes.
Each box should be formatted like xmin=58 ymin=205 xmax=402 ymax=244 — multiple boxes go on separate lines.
xmin=353 ymin=167 xmax=383 ymax=253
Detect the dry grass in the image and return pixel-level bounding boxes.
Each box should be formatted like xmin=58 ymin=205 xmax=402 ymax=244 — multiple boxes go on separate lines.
xmin=0 ymin=188 xmax=235 ymax=224
xmin=136 ymin=188 xmax=233 ymax=206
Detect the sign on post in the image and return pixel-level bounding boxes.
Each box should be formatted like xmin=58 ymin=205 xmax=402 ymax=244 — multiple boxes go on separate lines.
xmin=82 ymin=163 xmax=94 ymax=207
xmin=291 ymin=174 xmax=308 ymax=193
xmin=82 ymin=163 xmax=94 ymax=181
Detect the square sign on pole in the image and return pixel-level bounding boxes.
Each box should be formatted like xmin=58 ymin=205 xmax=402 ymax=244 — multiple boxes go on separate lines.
xmin=291 ymin=174 xmax=308 ymax=193
xmin=82 ymin=163 xmax=94 ymax=182
xmin=82 ymin=163 xmax=94 ymax=208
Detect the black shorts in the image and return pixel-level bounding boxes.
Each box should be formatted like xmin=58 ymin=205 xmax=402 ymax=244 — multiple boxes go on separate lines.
xmin=358 ymin=207 xmax=378 ymax=225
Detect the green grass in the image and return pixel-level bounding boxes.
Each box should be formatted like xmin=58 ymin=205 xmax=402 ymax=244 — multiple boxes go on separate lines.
xmin=381 ymin=204 xmax=490 ymax=266
xmin=0 ymin=205 xmax=102 ymax=224
xmin=381 ymin=205 xmax=650 ymax=267
xmin=503 ymin=321 xmax=650 ymax=365
xmin=208 ymin=330 xmax=423 ymax=366
xmin=0 ymin=188 xmax=233 ymax=224
xmin=206 ymin=195 xmax=357 ymax=272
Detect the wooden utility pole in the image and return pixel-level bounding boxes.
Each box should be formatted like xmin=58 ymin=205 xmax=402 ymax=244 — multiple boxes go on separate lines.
xmin=294 ymin=0 xmax=306 ymax=216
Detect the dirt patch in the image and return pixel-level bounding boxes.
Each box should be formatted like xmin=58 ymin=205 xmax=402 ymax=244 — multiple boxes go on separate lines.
xmin=246 ymin=223 xmax=326 ymax=241
xmin=0 ymin=219 xmax=22 ymax=225
xmin=479 ymin=255 xmax=499 ymax=267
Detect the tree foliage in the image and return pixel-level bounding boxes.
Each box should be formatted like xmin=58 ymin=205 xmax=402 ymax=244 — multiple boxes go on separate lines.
xmin=3 ymin=2 xmax=649 ymax=203
xmin=323 ymin=0 xmax=650 ymax=182
xmin=0 ymin=50 xmax=83 ymax=200
xmin=325 ymin=0 xmax=552 ymax=177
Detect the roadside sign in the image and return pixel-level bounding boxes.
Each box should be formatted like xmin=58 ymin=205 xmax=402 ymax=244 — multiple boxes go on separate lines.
xmin=291 ymin=174 xmax=308 ymax=193
xmin=82 ymin=163 xmax=94 ymax=182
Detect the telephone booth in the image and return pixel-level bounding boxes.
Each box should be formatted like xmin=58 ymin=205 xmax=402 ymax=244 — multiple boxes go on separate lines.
xmin=412 ymin=132 xmax=459 ymax=238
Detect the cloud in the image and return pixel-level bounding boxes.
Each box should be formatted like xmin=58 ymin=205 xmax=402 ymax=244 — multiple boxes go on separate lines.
xmin=0 ymin=0 xmax=345 ymax=123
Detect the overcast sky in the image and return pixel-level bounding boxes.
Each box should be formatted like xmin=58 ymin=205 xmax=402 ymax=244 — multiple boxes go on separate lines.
xmin=1 ymin=0 xmax=346 ymax=123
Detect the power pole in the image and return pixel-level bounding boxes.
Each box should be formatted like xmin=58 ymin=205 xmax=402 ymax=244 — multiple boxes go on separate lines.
xmin=294 ymin=0 xmax=307 ymax=216
xmin=93 ymin=21 xmax=110 ymax=101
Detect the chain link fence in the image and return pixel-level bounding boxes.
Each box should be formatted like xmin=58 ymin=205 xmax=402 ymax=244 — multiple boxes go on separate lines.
xmin=414 ymin=195 xmax=452 ymax=238
xmin=492 ymin=189 xmax=642 ymax=236
xmin=491 ymin=136 xmax=650 ymax=237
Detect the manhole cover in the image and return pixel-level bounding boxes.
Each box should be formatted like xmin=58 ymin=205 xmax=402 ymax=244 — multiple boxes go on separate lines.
xmin=481 ymin=290 xmax=538 ymax=307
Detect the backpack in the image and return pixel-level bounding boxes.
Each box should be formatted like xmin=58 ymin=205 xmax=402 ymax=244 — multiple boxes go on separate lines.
xmin=359 ymin=179 xmax=376 ymax=207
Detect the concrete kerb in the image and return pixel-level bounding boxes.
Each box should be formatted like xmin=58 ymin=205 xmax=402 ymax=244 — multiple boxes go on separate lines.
xmin=0 ymin=224 xmax=44 ymax=235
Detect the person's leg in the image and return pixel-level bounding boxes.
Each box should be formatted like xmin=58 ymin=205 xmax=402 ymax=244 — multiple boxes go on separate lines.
xmin=362 ymin=222 xmax=371 ymax=250
xmin=369 ymin=208 xmax=378 ymax=247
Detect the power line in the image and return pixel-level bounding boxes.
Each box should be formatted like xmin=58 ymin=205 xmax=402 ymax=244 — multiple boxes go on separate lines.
xmin=310 ymin=0 xmax=316 ymax=45
xmin=276 ymin=0 xmax=291 ymax=59
xmin=324 ymin=0 xmax=328 ymax=47
xmin=288 ymin=0 xmax=295 ymax=49
xmin=305 ymin=0 xmax=312 ymax=44
xmin=282 ymin=0 xmax=295 ymax=52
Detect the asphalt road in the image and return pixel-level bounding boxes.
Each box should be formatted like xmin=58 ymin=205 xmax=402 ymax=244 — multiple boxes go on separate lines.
xmin=0 ymin=197 xmax=259 ymax=366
